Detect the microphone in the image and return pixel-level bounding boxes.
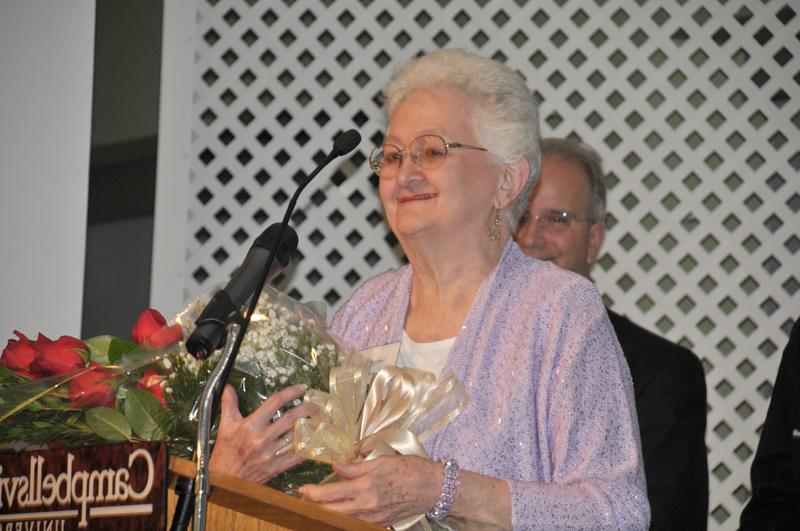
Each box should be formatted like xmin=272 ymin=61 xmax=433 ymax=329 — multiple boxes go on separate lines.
xmin=185 ymin=223 xmax=299 ymax=359
xmin=332 ymin=128 xmax=361 ymax=156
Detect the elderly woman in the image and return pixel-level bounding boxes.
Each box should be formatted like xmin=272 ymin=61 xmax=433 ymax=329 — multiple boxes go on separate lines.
xmin=214 ymin=49 xmax=649 ymax=529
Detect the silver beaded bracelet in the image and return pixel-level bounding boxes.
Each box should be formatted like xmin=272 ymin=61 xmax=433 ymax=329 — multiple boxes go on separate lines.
xmin=426 ymin=458 xmax=459 ymax=521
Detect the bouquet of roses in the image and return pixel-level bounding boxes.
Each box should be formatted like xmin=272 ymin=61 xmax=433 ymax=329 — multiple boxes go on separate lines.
xmin=0 ymin=310 xmax=184 ymax=448
xmin=0 ymin=285 xmax=342 ymax=487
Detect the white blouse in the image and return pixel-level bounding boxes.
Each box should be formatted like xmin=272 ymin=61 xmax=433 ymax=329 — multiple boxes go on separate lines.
xmin=356 ymin=331 xmax=455 ymax=378
xmin=397 ymin=331 xmax=455 ymax=377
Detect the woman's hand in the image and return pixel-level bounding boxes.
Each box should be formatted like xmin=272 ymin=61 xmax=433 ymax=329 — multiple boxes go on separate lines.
xmin=209 ymin=383 xmax=307 ymax=484
xmin=298 ymin=455 xmax=442 ymax=527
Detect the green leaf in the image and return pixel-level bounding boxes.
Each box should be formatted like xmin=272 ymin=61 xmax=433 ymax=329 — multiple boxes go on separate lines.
xmin=85 ymin=336 xmax=114 ymax=364
xmin=86 ymin=335 xmax=139 ymax=364
xmin=108 ymin=338 xmax=139 ymax=363
xmin=85 ymin=407 xmax=132 ymax=441
xmin=124 ymin=388 xmax=168 ymax=440
xmin=0 ymin=365 xmax=26 ymax=380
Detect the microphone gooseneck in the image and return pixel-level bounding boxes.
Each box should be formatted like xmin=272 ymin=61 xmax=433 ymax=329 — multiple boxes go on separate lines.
xmin=172 ymin=128 xmax=362 ymax=531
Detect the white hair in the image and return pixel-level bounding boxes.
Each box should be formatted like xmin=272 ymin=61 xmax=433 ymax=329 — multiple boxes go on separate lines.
xmin=383 ymin=49 xmax=541 ymax=232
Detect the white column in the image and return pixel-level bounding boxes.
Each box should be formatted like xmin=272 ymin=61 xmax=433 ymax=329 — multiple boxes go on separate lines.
xmin=0 ymin=1 xmax=95 ymax=338
xmin=150 ymin=0 xmax=195 ymax=319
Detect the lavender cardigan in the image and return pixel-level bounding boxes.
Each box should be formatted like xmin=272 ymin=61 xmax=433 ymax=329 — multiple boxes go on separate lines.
xmin=330 ymin=241 xmax=650 ymax=530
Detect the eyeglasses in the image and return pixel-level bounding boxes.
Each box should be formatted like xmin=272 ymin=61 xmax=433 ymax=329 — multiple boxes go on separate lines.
xmin=518 ymin=209 xmax=594 ymax=231
xmin=369 ymin=134 xmax=488 ymax=177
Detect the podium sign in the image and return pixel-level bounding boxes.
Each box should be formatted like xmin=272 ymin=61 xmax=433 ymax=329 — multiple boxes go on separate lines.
xmin=0 ymin=442 xmax=167 ymax=530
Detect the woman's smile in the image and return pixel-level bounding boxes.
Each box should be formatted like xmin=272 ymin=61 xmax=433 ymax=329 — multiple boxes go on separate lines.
xmin=398 ymin=193 xmax=437 ymax=203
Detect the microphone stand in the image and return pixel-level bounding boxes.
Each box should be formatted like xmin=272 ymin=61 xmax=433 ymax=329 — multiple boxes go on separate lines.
xmin=193 ymin=321 xmax=241 ymax=529
xmin=171 ymin=130 xmax=360 ymax=531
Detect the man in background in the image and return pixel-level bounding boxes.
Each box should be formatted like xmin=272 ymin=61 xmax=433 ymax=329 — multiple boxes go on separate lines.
xmin=739 ymin=316 xmax=800 ymax=529
xmin=515 ymin=137 xmax=708 ymax=530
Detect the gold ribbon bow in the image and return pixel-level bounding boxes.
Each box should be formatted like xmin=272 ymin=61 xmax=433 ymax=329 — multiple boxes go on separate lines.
xmin=294 ymin=357 xmax=468 ymax=529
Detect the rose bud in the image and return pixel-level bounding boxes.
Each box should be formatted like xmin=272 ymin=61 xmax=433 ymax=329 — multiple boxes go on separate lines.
xmin=1 ymin=330 xmax=39 ymax=377
xmin=132 ymin=309 xmax=183 ymax=349
xmin=69 ymin=362 xmax=116 ymax=408
xmin=136 ymin=368 xmax=168 ymax=407
xmin=29 ymin=335 xmax=87 ymax=377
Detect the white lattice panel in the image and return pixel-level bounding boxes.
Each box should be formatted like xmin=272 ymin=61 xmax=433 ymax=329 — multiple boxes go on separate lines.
xmin=180 ymin=1 xmax=800 ymax=528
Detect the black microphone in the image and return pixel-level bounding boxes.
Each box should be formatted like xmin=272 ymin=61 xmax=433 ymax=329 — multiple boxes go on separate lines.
xmin=185 ymin=223 xmax=299 ymax=359
xmin=332 ymin=128 xmax=361 ymax=156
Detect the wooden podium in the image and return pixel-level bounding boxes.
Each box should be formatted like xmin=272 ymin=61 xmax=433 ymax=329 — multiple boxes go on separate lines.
xmin=168 ymin=457 xmax=382 ymax=530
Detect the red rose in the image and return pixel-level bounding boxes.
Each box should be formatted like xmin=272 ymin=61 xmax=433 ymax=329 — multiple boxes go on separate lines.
xmin=1 ymin=330 xmax=39 ymax=377
xmin=131 ymin=309 xmax=183 ymax=349
xmin=29 ymin=335 xmax=87 ymax=377
xmin=135 ymin=368 xmax=168 ymax=407
xmin=69 ymin=362 xmax=116 ymax=408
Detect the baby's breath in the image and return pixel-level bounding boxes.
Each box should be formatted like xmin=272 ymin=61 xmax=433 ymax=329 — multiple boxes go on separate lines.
xmin=235 ymin=296 xmax=339 ymax=401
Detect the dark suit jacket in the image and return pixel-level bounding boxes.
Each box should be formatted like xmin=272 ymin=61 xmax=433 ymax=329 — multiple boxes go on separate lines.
xmin=740 ymin=317 xmax=800 ymax=530
xmin=609 ymin=310 xmax=708 ymax=530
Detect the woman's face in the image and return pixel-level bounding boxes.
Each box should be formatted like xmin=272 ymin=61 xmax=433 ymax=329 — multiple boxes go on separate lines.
xmin=379 ymin=88 xmax=501 ymax=246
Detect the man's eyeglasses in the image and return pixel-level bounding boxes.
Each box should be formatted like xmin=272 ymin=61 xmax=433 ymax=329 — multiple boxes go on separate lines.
xmin=369 ymin=134 xmax=488 ymax=177
xmin=518 ymin=209 xmax=594 ymax=231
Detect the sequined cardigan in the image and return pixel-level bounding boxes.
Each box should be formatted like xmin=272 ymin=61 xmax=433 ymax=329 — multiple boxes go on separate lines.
xmin=330 ymin=240 xmax=650 ymax=530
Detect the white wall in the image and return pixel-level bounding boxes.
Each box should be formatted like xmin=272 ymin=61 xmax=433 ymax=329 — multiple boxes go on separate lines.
xmin=150 ymin=0 xmax=194 ymax=319
xmin=0 ymin=1 xmax=95 ymax=337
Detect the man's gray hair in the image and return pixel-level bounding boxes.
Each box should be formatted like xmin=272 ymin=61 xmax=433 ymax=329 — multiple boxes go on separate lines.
xmin=382 ymin=49 xmax=541 ymax=233
xmin=540 ymin=137 xmax=607 ymax=223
